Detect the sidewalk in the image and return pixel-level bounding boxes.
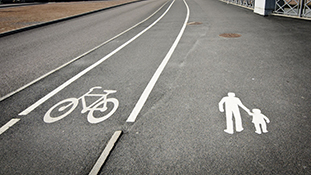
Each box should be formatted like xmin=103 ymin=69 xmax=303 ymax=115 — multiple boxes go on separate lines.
xmin=0 ymin=0 xmax=141 ymax=35
xmin=99 ymin=0 xmax=311 ymax=174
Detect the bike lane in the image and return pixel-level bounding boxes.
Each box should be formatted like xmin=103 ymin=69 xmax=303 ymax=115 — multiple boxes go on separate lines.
xmin=0 ymin=0 xmax=168 ymax=128
xmin=0 ymin=0 xmax=190 ymax=174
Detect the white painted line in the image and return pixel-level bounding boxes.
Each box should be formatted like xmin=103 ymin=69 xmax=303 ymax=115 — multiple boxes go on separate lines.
xmin=126 ymin=0 xmax=190 ymax=122
xmin=0 ymin=0 xmax=169 ymax=102
xmin=18 ymin=0 xmax=174 ymax=116
xmin=0 ymin=118 xmax=20 ymax=135
xmin=89 ymin=130 xmax=122 ymax=175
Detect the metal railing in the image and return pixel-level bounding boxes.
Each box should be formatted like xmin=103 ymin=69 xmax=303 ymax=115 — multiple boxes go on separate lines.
xmin=275 ymin=0 xmax=311 ymax=17
xmin=222 ymin=0 xmax=311 ymax=18
xmin=223 ymin=0 xmax=255 ymax=8
xmin=302 ymin=0 xmax=311 ymax=17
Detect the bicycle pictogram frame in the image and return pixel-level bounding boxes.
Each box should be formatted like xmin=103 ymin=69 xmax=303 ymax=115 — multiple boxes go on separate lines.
xmin=44 ymin=86 xmax=119 ymax=124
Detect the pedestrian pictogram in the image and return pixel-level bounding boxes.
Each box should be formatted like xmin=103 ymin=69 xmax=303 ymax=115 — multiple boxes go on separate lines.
xmin=219 ymin=92 xmax=250 ymax=134
xmin=249 ymin=109 xmax=270 ymax=134
xmin=219 ymin=92 xmax=270 ymax=135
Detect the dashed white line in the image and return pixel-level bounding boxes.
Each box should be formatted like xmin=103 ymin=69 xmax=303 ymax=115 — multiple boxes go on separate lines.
xmin=126 ymin=0 xmax=190 ymax=122
xmin=0 ymin=118 xmax=20 ymax=135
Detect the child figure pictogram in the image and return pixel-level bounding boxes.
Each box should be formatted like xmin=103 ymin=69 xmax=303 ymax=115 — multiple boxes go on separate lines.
xmin=249 ymin=109 xmax=270 ymax=134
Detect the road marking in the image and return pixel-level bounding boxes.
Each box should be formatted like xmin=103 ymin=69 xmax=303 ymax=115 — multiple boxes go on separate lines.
xmin=89 ymin=130 xmax=122 ymax=175
xmin=43 ymin=87 xmax=119 ymax=124
xmin=0 ymin=0 xmax=169 ymax=102
xmin=18 ymin=0 xmax=174 ymax=116
xmin=126 ymin=0 xmax=190 ymax=122
xmin=219 ymin=92 xmax=270 ymax=135
xmin=0 ymin=118 xmax=20 ymax=135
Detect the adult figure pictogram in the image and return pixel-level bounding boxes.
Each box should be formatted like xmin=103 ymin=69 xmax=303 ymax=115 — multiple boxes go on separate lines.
xmin=219 ymin=92 xmax=251 ymax=134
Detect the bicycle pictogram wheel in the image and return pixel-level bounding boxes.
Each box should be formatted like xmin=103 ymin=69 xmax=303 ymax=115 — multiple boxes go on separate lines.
xmin=44 ymin=98 xmax=79 ymax=123
xmin=87 ymin=98 xmax=119 ymax=124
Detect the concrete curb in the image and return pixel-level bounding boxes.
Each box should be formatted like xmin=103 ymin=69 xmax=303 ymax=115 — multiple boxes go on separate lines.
xmin=0 ymin=0 xmax=143 ymax=38
xmin=0 ymin=2 xmax=46 ymax=9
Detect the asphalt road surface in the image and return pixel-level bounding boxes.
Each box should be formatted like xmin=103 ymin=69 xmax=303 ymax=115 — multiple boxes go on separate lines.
xmin=0 ymin=0 xmax=310 ymax=174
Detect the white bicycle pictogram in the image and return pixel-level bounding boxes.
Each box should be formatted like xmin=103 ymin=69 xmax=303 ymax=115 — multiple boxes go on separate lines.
xmin=44 ymin=86 xmax=119 ymax=124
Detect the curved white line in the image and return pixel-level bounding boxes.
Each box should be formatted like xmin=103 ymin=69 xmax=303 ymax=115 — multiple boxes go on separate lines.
xmin=0 ymin=0 xmax=169 ymax=102
xmin=19 ymin=0 xmax=175 ymax=116
xmin=126 ymin=0 xmax=190 ymax=122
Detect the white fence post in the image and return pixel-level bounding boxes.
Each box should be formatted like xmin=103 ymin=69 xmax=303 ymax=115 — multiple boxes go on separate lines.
xmin=254 ymin=0 xmax=276 ymax=16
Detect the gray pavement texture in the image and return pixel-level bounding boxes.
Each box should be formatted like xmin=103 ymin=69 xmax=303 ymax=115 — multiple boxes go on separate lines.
xmin=100 ymin=0 xmax=311 ymax=174
xmin=0 ymin=0 xmax=310 ymax=174
xmin=0 ymin=0 xmax=143 ymax=100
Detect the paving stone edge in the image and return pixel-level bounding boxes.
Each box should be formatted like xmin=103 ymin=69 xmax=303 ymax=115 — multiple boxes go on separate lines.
xmin=0 ymin=0 xmax=143 ymax=38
